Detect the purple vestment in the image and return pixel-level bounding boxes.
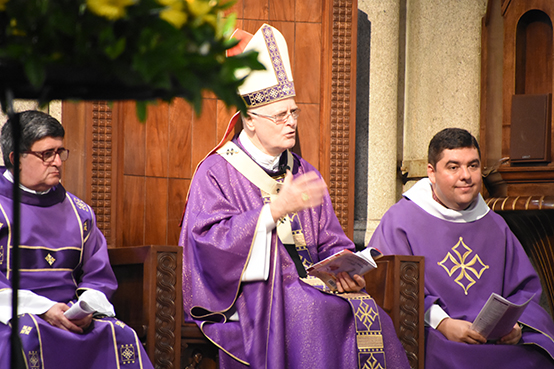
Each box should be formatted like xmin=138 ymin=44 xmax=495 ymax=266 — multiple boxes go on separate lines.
xmin=0 ymin=167 xmax=154 ymax=369
xmin=368 ymin=179 xmax=554 ymax=368
xmin=179 ymin=140 xmax=410 ymax=369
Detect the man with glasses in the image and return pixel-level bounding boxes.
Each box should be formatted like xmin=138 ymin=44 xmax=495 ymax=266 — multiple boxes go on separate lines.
xmin=0 ymin=111 xmax=154 ymax=369
xmin=179 ymin=24 xmax=409 ymax=369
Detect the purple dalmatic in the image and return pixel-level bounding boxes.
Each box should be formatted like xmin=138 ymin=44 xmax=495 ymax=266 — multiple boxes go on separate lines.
xmin=0 ymin=167 xmax=153 ymax=369
xmin=368 ymin=178 xmax=554 ymax=368
xmin=179 ymin=139 xmax=410 ymax=369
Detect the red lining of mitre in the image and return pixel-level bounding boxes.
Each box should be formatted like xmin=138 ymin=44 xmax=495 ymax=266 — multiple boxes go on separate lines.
xmin=226 ymin=29 xmax=254 ymax=57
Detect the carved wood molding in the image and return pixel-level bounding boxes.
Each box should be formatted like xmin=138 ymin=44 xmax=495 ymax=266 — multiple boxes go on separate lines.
xmin=90 ymin=101 xmax=114 ymax=245
xmin=328 ymin=0 xmax=356 ymax=235
xmin=398 ymin=260 xmax=422 ymax=369
xmin=155 ymin=251 xmax=179 ymax=369
xmin=492 ymin=209 xmax=554 ymax=318
xmin=487 ymin=196 xmax=554 ymax=210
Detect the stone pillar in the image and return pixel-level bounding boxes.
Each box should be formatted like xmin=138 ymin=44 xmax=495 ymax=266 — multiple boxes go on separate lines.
xmin=357 ymin=0 xmax=403 ymax=245
xmin=357 ymin=0 xmax=487 ymax=244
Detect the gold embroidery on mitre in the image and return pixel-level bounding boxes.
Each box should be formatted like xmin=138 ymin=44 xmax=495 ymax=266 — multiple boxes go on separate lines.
xmin=437 ymin=237 xmax=489 ymax=295
xmin=20 ymin=325 xmax=33 ymax=335
xmin=120 ymin=344 xmax=136 ymax=364
xmin=363 ymin=353 xmax=385 ymax=369
xmin=45 ymin=253 xmax=56 ymax=266
xmin=28 ymin=351 xmax=40 ymax=369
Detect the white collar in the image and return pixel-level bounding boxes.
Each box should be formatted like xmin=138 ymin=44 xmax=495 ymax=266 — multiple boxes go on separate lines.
xmin=238 ymin=130 xmax=281 ymax=171
xmin=403 ymin=178 xmax=489 ymax=223
xmin=3 ymin=170 xmax=51 ymax=195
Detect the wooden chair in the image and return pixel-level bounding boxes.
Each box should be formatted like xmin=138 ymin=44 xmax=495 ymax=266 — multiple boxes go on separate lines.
xmin=486 ymin=196 xmax=554 ymax=319
xmin=109 ymin=245 xmax=183 ymax=369
xmin=109 ymin=246 xmax=425 ymax=369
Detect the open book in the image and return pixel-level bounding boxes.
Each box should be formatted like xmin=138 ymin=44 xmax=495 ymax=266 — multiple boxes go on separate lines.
xmin=306 ymin=247 xmax=382 ymax=291
xmin=470 ymin=292 xmax=534 ymax=341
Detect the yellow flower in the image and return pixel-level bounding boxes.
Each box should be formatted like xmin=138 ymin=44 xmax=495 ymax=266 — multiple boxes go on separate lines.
xmin=159 ymin=0 xmax=188 ymax=29
xmin=186 ymin=0 xmax=212 ymax=18
xmin=9 ymin=18 xmax=25 ymax=36
xmin=86 ymin=0 xmax=136 ymax=21
xmin=0 ymin=0 xmax=9 ymax=12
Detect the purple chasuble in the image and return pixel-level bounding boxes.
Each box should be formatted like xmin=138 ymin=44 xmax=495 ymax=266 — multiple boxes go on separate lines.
xmin=0 ymin=167 xmax=154 ymax=369
xmin=179 ymin=141 xmax=410 ymax=369
xmin=368 ymin=179 xmax=554 ymax=368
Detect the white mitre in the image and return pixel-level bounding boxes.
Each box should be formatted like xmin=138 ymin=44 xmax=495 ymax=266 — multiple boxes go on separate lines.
xmin=227 ymin=23 xmax=296 ymax=108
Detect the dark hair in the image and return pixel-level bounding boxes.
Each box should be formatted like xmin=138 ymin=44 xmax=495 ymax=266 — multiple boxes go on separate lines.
xmin=1 ymin=110 xmax=65 ymax=170
xmin=428 ymin=128 xmax=481 ymax=167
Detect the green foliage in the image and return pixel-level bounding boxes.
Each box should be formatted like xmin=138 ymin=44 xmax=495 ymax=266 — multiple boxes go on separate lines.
xmin=0 ymin=0 xmax=264 ymax=120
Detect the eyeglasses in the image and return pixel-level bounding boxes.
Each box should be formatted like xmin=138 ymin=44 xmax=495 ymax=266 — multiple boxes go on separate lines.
xmin=24 ymin=148 xmax=70 ymax=164
xmin=249 ymin=108 xmax=301 ymax=124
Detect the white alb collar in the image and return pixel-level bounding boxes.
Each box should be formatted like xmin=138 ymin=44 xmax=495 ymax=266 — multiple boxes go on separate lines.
xmin=3 ymin=170 xmax=51 ymax=195
xmin=403 ymin=178 xmax=489 ymax=223
xmin=238 ymin=130 xmax=281 ymax=171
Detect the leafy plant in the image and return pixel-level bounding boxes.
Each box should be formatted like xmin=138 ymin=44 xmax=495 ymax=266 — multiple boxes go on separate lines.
xmin=0 ymin=0 xmax=263 ymax=120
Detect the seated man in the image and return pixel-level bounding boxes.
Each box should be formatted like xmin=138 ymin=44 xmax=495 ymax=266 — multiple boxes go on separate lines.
xmin=0 ymin=111 xmax=154 ymax=369
xmin=179 ymin=24 xmax=410 ymax=368
xmin=368 ymin=127 xmax=554 ymax=368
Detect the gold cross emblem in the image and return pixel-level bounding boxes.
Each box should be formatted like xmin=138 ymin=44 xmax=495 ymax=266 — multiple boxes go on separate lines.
xmin=120 ymin=344 xmax=136 ymax=364
xmin=224 ymin=148 xmax=240 ymax=156
xmin=20 ymin=325 xmax=33 ymax=335
xmin=45 ymin=253 xmax=56 ymax=266
xmin=28 ymin=351 xmax=40 ymax=369
xmin=437 ymin=237 xmax=489 ymax=295
xmin=355 ymin=300 xmax=378 ymax=330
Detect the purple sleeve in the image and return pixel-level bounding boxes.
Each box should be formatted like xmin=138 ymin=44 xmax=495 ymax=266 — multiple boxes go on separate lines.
xmin=180 ymin=156 xmax=263 ymax=317
xmin=77 ymin=211 xmax=117 ymax=299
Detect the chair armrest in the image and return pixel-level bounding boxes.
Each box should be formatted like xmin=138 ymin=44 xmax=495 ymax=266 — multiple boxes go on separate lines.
xmin=364 ymin=254 xmax=425 ymax=369
xmin=109 ymin=245 xmax=183 ymax=369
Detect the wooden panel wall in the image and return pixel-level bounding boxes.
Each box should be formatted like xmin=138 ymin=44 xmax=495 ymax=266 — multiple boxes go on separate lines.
xmin=61 ymin=0 xmax=358 ymax=247
xmin=481 ymin=0 xmax=554 ymax=196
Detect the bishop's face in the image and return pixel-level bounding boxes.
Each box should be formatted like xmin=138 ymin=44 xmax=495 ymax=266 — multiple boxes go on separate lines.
xmin=427 ymin=147 xmax=482 ymax=211
xmin=245 ymin=98 xmax=298 ymax=157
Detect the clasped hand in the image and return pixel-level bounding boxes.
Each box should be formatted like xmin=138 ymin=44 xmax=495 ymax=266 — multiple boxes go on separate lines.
xmin=39 ymin=302 xmax=92 ymax=334
xmin=437 ymin=318 xmax=522 ymax=345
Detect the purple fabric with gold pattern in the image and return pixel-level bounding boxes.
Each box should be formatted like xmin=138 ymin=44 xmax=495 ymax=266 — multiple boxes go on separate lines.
xmin=0 ymin=167 xmax=154 ymax=369
xmin=369 ymin=195 xmax=554 ymax=368
xmin=179 ymin=141 xmax=410 ymax=368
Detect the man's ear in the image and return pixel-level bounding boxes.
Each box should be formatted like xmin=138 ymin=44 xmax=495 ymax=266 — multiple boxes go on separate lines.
xmin=242 ymin=114 xmax=256 ymax=132
xmin=8 ymin=152 xmax=14 ymax=167
xmin=427 ymin=163 xmax=436 ymax=184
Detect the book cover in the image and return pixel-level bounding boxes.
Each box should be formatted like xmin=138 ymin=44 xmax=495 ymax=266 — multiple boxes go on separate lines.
xmin=306 ymin=247 xmax=382 ymax=291
xmin=470 ymin=292 xmax=534 ymax=341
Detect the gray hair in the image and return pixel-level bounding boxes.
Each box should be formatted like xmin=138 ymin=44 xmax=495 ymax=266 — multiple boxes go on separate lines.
xmin=1 ymin=111 xmax=65 ymax=170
